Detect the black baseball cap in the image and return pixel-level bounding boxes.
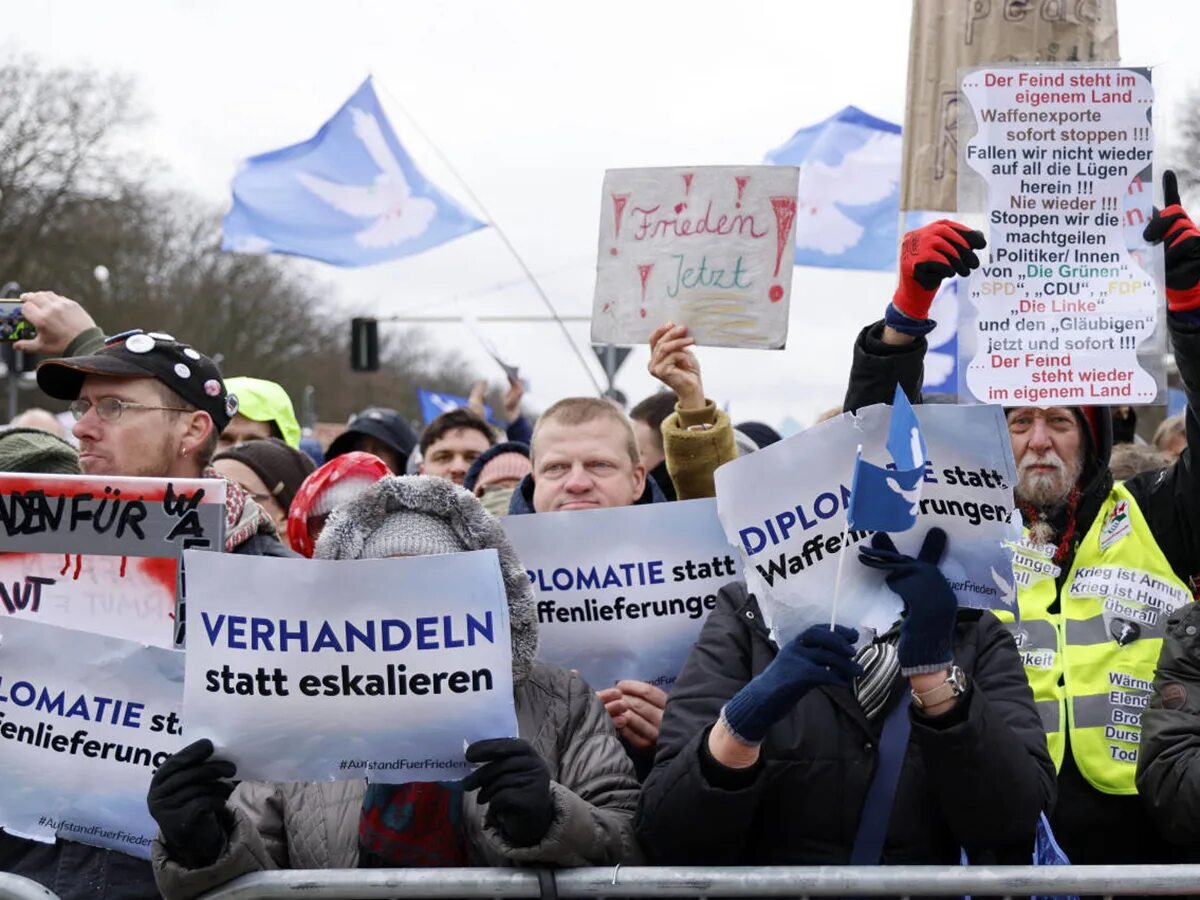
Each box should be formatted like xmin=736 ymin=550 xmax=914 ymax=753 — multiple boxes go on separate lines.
xmin=36 ymin=329 xmax=240 ymax=431
xmin=327 ymin=407 xmax=418 ymax=462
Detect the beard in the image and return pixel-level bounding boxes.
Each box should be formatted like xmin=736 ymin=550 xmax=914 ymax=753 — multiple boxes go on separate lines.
xmin=1015 ymin=449 xmax=1083 ymax=510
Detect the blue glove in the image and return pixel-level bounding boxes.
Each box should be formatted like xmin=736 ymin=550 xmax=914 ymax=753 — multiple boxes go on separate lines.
xmin=721 ymin=624 xmax=862 ymax=745
xmin=859 ymin=527 xmax=957 ymax=676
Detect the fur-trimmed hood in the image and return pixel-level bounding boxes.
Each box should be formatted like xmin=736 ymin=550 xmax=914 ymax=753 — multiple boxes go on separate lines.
xmin=314 ymin=475 xmax=538 ymax=684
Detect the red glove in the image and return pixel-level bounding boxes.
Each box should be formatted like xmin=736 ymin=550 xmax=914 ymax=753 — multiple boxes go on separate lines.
xmin=1143 ymin=170 xmax=1200 ymax=313
xmin=892 ymin=220 xmax=986 ymax=320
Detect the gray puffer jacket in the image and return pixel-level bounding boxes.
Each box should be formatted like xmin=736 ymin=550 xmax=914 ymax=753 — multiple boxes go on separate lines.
xmin=152 ymin=477 xmax=641 ymax=899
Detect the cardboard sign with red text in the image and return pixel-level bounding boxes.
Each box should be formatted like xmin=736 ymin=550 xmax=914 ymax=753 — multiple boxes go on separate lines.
xmin=592 ymin=165 xmax=799 ymax=349
xmin=0 ymin=474 xmax=225 ymax=646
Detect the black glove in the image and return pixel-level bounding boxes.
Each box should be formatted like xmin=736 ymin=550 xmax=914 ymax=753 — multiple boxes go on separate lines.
xmin=147 ymin=738 xmax=236 ymax=869
xmin=462 ymin=738 xmax=553 ymax=847
xmin=859 ymin=527 xmax=958 ymax=676
xmin=1143 ymin=169 xmax=1200 ymax=312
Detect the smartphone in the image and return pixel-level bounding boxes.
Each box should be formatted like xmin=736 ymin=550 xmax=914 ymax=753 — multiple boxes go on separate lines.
xmin=0 ymin=300 xmax=35 ymax=342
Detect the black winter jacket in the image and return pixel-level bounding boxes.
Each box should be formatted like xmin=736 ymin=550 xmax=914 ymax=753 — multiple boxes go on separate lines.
xmin=636 ymin=583 xmax=1054 ymax=866
xmin=840 ymin=316 xmax=1200 ymax=865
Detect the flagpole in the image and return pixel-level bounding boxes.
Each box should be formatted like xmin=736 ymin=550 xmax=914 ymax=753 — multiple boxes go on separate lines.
xmin=373 ymin=76 xmax=603 ymax=394
xmin=830 ymin=445 xmax=862 ymax=631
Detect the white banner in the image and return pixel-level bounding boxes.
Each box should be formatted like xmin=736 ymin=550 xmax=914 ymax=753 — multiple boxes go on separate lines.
xmin=0 ymin=473 xmax=226 ymax=646
xmin=591 ymin=165 xmax=799 ymax=349
xmin=182 ymin=550 xmax=518 ymax=783
xmin=715 ymin=403 xmax=1021 ymax=645
xmin=503 ymin=499 xmax=740 ymax=691
xmin=957 ymin=65 xmax=1165 ymax=406
xmin=0 ymin=616 xmax=185 ymax=859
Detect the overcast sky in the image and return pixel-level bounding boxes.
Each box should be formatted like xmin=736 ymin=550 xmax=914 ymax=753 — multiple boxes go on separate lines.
xmin=8 ymin=0 xmax=1198 ymax=428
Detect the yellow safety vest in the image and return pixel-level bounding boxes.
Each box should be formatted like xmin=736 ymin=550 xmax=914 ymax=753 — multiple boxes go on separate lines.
xmin=994 ymin=483 xmax=1192 ymax=795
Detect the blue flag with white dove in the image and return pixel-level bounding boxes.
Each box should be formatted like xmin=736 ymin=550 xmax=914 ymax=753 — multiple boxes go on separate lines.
xmin=222 ymin=77 xmax=485 ymax=266
xmin=764 ymin=106 xmax=901 ymax=271
xmin=417 ymin=389 xmax=494 ymax=426
xmin=847 ymin=385 xmax=927 ymax=532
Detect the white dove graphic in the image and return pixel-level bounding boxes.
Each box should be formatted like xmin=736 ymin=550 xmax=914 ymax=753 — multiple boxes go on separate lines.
xmin=430 ymin=393 xmax=460 ymax=414
xmin=990 ymin=567 xmax=1016 ymax=607
xmin=795 ymin=131 xmax=900 ymax=255
xmin=884 ymin=477 xmax=921 ymax=516
xmin=297 ymin=108 xmax=438 ymax=248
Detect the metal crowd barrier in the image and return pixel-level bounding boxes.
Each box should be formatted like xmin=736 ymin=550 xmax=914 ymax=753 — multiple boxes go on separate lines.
xmin=0 ymin=874 xmax=61 ymax=900
xmin=197 ymin=865 xmax=1200 ymax=898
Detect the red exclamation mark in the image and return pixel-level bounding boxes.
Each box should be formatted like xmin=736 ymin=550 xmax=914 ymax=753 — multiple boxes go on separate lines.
xmin=682 ymin=173 xmax=693 ymax=195
xmin=610 ymin=193 xmax=630 ymax=256
xmin=735 ymin=176 xmax=749 ymax=208
xmin=637 ymin=264 xmax=654 ymax=318
xmin=769 ymin=196 xmax=797 ymax=301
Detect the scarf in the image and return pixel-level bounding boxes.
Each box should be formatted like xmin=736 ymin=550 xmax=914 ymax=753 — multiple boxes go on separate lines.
xmin=1018 ymin=486 xmax=1081 ymax=565
xmin=202 ymin=466 xmax=278 ymax=552
xmin=358 ymin=781 xmax=469 ymax=868
xmin=854 ymin=634 xmax=902 ymax=720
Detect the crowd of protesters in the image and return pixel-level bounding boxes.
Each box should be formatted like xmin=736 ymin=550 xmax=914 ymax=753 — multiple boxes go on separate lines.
xmin=0 ymin=173 xmax=1197 ymax=899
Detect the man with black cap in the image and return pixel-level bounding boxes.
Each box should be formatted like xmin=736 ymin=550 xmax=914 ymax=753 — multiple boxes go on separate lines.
xmin=841 ymin=176 xmax=1200 ymax=867
xmin=327 ymin=406 xmax=419 ymax=474
xmin=32 ymin=327 xmax=289 ymax=557
xmin=3 ymin=303 xmax=288 ymax=895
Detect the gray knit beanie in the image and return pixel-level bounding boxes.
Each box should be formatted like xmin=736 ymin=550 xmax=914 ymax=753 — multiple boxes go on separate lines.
xmin=0 ymin=427 xmax=81 ymax=475
xmin=314 ymin=475 xmax=539 ymax=683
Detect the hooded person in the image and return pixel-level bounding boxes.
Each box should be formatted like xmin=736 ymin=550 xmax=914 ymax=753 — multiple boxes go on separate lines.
xmin=286 ymin=451 xmax=390 ymax=557
xmin=147 ymin=476 xmax=640 ymax=898
xmin=218 ymin=377 xmax=302 ymax=451
xmin=842 ymin=180 xmax=1200 ymax=867
xmin=462 ymin=441 xmax=531 ymax=517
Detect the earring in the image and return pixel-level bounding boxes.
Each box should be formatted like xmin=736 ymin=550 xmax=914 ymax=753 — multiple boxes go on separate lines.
xmin=181 ymin=447 xmax=189 ymax=458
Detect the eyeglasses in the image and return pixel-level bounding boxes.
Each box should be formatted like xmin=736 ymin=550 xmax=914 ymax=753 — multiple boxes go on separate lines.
xmin=69 ymin=397 xmax=192 ymax=422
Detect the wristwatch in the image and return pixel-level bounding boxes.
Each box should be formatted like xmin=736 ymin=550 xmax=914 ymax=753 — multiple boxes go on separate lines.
xmin=910 ymin=665 xmax=968 ymax=710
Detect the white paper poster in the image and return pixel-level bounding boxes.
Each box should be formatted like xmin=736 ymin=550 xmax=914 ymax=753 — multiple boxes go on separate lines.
xmin=0 ymin=616 xmax=185 ymax=859
xmin=958 ymin=65 xmax=1165 ymax=406
xmin=592 ymin=165 xmax=799 ymax=349
xmin=503 ymin=499 xmax=740 ymax=690
xmin=182 ymin=550 xmax=518 ymax=784
xmin=0 ymin=474 xmax=226 ymax=646
xmin=715 ymin=403 xmax=1021 ymax=645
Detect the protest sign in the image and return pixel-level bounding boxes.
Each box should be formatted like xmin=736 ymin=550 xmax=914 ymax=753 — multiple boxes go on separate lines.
xmin=503 ymin=499 xmax=739 ymax=691
xmin=715 ymin=402 xmax=1021 ymax=645
xmin=183 ymin=549 xmax=518 ymax=783
xmin=900 ymin=0 xmax=1119 ymax=213
xmin=0 ymin=474 xmax=225 ymax=646
xmin=0 ymin=616 xmax=185 ymax=860
xmin=957 ymin=65 xmax=1165 ymax=407
xmin=592 ymin=165 xmax=799 ymax=349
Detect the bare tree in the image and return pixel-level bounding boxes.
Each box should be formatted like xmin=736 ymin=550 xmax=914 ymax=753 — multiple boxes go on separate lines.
xmin=1 ymin=52 xmax=480 ymax=427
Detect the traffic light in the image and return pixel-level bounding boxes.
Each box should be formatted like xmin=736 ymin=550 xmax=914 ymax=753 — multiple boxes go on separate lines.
xmin=350 ymin=317 xmax=379 ymax=372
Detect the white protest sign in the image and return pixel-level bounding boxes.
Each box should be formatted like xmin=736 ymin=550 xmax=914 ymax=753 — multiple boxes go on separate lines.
xmin=715 ymin=403 xmax=1021 ymax=645
xmin=183 ymin=550 xmax=518 ymax=783
xmin=0 ymin=616 xmax=185 ymax=860
xmin=958 ymin=65 xmax=1166 ymax=406
xmin=0 ymin=474 xmax=226 ymax=647
xmin=503 ymin=499 xmax=740 ymax=691
xmin=592 ymin=165 xmax=800 ymax=349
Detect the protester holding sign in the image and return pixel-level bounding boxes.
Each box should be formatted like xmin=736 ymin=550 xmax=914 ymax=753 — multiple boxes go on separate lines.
xmin=645 ymin=322 xmax=737 ymax=501
xmin=148 ymin=477 xmax=638 ymax=897
xmin=25 ymin=304 xmax=288 ymax=557
xmin=637 ymin=525 xmax=1053 ymax=865
xmin=843 ymin=173 xmax=1200 ymax=866
xmin=1 ymin=297 xmax=289 ymax=898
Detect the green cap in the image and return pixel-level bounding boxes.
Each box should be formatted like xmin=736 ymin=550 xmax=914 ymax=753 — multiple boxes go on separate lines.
xmin=0 ymin=427 xmax=81 ymax=475
xmin=223 ymin=377 xmax=301 ymax=448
